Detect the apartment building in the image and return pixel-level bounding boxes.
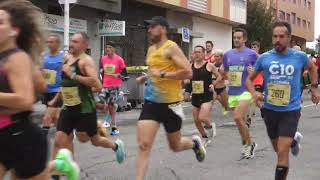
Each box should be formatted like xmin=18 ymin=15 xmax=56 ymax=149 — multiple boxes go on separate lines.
xmin=264 ymin=0 xmax=315 ymax=49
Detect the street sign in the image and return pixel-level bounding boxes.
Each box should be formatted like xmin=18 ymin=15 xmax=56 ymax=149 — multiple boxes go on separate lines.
xmin=98 ymin=20 xmax=126 ymax=36
xmin=181 ymin=27 xmax=190 ymax=43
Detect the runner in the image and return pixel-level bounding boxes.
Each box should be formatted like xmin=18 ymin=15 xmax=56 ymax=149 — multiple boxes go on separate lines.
xmin=0 ymin=1 xmax=77 ymax=179
xmin=205 ymin=41 xmax=215 ymax=63
xmin=42 ymin=34 xmax=63 ymax=136
xmin=222 ymin=28 xmax=258 ymax=159
xmin=136 ymin=16 xmax=206 ymax=180
xmin=250 ymin=41 xmax=263 ymax=118
xmin=246 ymin=21 xmax=320 ymax=180
xmin=213 ymin=49 xmax=229 ymax=114
xmin=49 ymin=32 xmax=125 ymax=179
xmin=184 ymin=45 xmax=222 ymax=144
xmin=99 ymin=41 xmax=127 ymax=136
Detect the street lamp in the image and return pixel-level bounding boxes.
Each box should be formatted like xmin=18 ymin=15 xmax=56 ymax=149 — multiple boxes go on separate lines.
xmin=58 ymin=0 xmax=77 ymax=53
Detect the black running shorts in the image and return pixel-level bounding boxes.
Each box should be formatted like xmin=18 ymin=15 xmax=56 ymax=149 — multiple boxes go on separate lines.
xmin=214 ymin=86 xmax=226 ymax=95
xmin=191 ymin=93 xmax=213 ymax=108
xmin=0 ymin=121 xmax=48 ymax=179
xmin=42 ymin=92 xmax=63 ymax=107
xmin=139 ymin=101 xmax=183 ymax=133
xmin=262 ymin=108 xmax=301 ymax=139
xmin=57 ymin=106 xmax=98 ymax=137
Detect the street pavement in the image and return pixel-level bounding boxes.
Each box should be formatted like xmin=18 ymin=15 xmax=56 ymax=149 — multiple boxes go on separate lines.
xmin=7 ymin=92 xmax=320 ymax=180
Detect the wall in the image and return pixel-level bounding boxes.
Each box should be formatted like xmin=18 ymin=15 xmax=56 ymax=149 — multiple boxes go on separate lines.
xmin=192 ymin=16 xmax=233 ymax=51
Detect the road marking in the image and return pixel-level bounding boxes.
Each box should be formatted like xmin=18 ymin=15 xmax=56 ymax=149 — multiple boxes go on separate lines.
xmin=303 ymin=104 xmax=317 ymax=108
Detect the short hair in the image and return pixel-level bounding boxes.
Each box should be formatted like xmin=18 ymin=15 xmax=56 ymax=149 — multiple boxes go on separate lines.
xmin=106 ymin=41 xmax=116 ymax=48
xmin=292 ymin=45 xmax=301 ymax=51
xmin=251 ymin=41 xmax=260 ymax=48
xmin=48 ymin=33 xmax=61 ymax=44
xmin=214 ymin=49 xmax=224 ymax=57
xmin=272 ymin=21 xmax=292 ymax=35
xmin=75 ymin=32 xmax=89 ymax=44
xmin=205 ymin=41 xmax=214 ymax=47
xmin=233 ymin=28 xmax=247 ymax=39
xmin=194 ymin=45 xmax=205 ymax=53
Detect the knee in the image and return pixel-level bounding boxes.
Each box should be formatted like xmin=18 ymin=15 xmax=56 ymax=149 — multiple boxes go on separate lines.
xmin=138 ymin=141 xmax=152 ymax=152
xmin=76 ymin=133 xmax=90 ymax=143
xmin=54 ymin=132 xmax=69 ymax=148
xmin=234 ymin=115 xmax=243 ymax=123
xmin=277 ymin=148 xmax=289 ymax=162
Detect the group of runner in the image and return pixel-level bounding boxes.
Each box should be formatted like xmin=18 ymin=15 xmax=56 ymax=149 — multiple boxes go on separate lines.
xmin=0 ymin=1 xmax=319 ymax=180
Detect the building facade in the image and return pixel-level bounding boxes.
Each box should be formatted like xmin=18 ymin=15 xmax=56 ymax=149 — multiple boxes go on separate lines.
xmin=264 ymin=0 xmax=315 ymax=49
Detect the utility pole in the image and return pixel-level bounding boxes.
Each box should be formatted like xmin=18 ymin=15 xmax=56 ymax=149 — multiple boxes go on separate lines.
xmin=58 ymin=0 xmax=77 ymax=53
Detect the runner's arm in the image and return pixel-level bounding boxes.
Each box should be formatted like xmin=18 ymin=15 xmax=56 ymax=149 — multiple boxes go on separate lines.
xmin=246 ymin=70 xmax=259 ymax=96
xmin=0 ymin=53 xmax=34 ymax=111
xmin=75 ymin=58 xmax=102 ymax=91
xmin=155 ymin=43 xmax=192 ymax=80
xmin=306 ymin=60 xmax=318 ymax=90
xmin=210 ymin=63 xmax=222 ymax=86
xmin=33 ymin=66 xmax=47 ymax=93
xmin=47 ymin=92 xmax=61 ymax=107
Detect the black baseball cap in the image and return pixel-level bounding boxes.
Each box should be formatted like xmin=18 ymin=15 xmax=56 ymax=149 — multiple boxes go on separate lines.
xmin=144 ymin=16 xmax=169 ymax=29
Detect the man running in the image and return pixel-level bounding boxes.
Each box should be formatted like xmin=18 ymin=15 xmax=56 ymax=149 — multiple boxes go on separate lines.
xmin=246 ymin=21 xmax=320 ymax=180
xmin=136 ymin=16 xmax=206 ymax=180
xmin=42 ymin=34 xmax=63 ymax=136
xmin=51 ymin=32 xmax=125 ymax=178
xmin=250 ymin=41 xmax=263 ymax=117
xmin=213 ymin=49 xmax=229 ymax=114
xmin=184 ymin=45 xmax=221 ymax=144
xmin=205 ymin=41 xmax=215 ymax=63
xmin=99 ymin=41 xmax=127 ymax=136
xmin=222 ymin=28 xmax=258 ymax=159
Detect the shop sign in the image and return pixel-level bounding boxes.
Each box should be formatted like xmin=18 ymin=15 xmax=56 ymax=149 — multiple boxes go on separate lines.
xmin=43 ymin=13 xmax=87 ymax=33
xmin=98 ymin=20 xmax=125 ymax=36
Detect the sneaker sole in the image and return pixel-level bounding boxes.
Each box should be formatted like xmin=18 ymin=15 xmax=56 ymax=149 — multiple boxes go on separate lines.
xmin=193 ymin=136 xmax=207 ymax=162
xmin=57 ymin=149 xmax=80 ymax=180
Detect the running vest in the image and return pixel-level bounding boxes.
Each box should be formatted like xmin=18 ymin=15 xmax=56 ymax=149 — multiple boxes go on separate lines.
xmin=144 ymin=40 xmax=183 ymax=103
xmin=43 ymin=51 xmax=63 ymax=93
xmin=191 ymin=62 xmax=212 ymax=95
xmin=61 ymin=53 xmax=95 ymax=113
xmin=0 ymin=48 xmax=31 ymax=128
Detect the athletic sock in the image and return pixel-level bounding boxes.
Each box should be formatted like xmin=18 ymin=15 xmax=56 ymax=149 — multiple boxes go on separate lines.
xmin=275 ymin=165 xmax=288 ymax=180
xmin=42 ymin=126 xmax=50 ymax=136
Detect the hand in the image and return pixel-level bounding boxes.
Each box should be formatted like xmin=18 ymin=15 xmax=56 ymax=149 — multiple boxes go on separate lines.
xmin=253 ymin=92 xmax=263 ymax=103
xmin=47 ymin=99 xmax=56 ymax=107
xmin=148 ymin=69 xmax=161 ymax=78
xmin=62 ymin=64 xmax=72 ymax=78
xmin=209 ymin=84 xmax=215 ymax=91
xmin=311 ymin=88 xmax=320 ymax=104
xmin=302 ymin=70 xmax=308 ymax=77
xmin=247 ymin=65 xmax=254 ymax=73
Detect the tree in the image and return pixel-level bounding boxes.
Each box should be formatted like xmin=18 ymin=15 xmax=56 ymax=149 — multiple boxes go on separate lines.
xmin=305 ymin=48 xmax=316 ymax=55
xmin=239 ymin=0 xmax=275 ymax=53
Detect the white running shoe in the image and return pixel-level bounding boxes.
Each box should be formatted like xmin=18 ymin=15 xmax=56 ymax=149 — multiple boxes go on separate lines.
xmin=291 ymin=132 xmax=303 ymax=156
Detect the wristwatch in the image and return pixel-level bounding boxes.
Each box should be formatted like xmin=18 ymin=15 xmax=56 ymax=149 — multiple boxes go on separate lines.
xmin=160 ymin=72 xmax=166 ymax=78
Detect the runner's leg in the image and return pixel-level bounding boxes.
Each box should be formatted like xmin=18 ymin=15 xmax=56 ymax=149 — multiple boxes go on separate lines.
xmin=0 ymin=164 xmax=6 ymax=179
xmin=136 ymin=120 xmax=160 ymax=180
xmin=275 ymin=137 xmax=292 ymax=180
xmin=192 ymin=107 xmax=206 ymax=137
xmin=219 ymin=89 xmax=229 ymax=111
xmin=234 ymin=100 xmax=251 ymax=145
xmin=167 ymin=131 xmax=195 ymax=152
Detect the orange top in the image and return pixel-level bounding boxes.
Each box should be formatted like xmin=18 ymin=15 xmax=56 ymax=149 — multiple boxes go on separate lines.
xmin=253 ymin=72 xmax=264 ymax=86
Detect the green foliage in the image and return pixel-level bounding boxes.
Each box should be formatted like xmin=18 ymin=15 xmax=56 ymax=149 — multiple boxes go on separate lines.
xmin=305 ymin=48 xmax=316 ymax=55
xmin=239 ymin=0 xmax=275 ymax=53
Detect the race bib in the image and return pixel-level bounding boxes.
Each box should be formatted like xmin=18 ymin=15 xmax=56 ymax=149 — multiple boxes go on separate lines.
xmin=168 ymin=103 xmax=186 ymax=121
xmin=192 ymin=81 xmax=204 ymax=94
xmin=267 ymin=84 xmax=291 ymax=106
xmin=104 ymin=64 xmax=116 ymax=75
xmin=228 ymin=72 xmax=242 ymax=87
xmin=61 ymin=87 xmax=82 ymax=106
xmin=43 ymin=69 xmax=57 ymax=85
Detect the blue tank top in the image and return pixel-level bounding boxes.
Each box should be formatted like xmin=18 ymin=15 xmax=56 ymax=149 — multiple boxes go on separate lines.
xmin=43 ymin=51 xmax=63 ymax=93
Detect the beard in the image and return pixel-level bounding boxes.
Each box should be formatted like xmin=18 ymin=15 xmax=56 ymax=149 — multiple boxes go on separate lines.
xmin=150 ymin=35 xmax=161 ymax=44
xmin=274 ymin=44 xmax=287 ymax=53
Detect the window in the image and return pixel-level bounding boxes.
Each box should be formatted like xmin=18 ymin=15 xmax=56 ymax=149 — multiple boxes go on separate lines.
xmin=308 ymin=21 xmax=311 ymax=29
xmin=304 ymin=0 xmax=307 ymax=8
xmin=297 ymin=17 xmax=301 ymax=26
xmin=308 ymin=1 xmax=311 ymax=9
xmin=286 ymin=13 xmax=291 ymax=22
xmin=279 ymin=11 xmax=286 ymax=20
xmin=303 ymin=20 xmax=307 ymax=28
xmin=291 ymin=12 xmax=296 ymax=24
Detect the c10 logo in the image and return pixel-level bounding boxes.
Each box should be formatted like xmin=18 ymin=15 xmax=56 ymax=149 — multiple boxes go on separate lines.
xmin=269 ymin=64 xmax=294 ymax=75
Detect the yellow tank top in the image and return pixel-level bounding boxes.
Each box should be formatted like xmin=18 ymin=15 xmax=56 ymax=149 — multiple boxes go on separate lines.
xmin=144 ymin=40 xmax=182 ymax=103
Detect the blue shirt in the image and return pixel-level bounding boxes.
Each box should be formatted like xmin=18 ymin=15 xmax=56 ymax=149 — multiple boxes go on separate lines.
xmin=223 ymin=48 xmax=258 ymax=95
xmin=254 ymin=48 xmax=309 ymax=112
xmin=43 ymin=51 xmax=63 ymax=93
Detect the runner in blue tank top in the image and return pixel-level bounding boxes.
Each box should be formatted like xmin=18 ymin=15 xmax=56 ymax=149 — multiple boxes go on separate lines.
xmin=246 ymin=21 xmax=320 ymax=180
xmin=41 ymin=34 xmax=63 ymax=136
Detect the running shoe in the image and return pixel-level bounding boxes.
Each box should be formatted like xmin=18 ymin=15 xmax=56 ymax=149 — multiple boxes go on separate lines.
xmin=192 ymin=135 xmax=206 ymax=162
xmin=204 ymin=123 xmax=216 ymax=139
xmin=54 ymin=149 xmax=80 ymax=180
xmin=110 ymin=127 xmax=120 ymax=136
xmin=242 ymin=142 xmax=257 ymax=159
xmin=114 ymin=139 xmax=125 ymax=163
xmin=249 ymin=142 xmax=258 ymax=159
xmin=291 ymin=132 xmax=303 ymax=156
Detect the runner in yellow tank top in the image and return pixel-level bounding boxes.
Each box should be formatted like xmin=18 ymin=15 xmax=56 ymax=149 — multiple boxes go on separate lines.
xmin=135 ymin=16 xmax=207 ymax=180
